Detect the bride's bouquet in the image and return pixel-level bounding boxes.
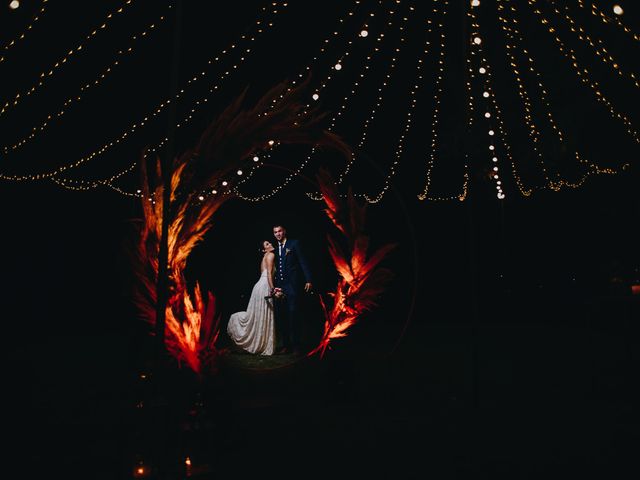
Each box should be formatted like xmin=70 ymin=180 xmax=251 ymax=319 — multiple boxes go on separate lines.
xmin=266 ymin=287 xmax=286 ymax=301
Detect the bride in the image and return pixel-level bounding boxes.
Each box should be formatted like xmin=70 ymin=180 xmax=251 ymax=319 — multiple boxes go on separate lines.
xmin=226 ymin=240 xmax=276 ymax=355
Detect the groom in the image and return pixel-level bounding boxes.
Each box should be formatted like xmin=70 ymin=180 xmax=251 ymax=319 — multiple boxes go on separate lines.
xmin=272 ymin=223 xmax=313 ymax=355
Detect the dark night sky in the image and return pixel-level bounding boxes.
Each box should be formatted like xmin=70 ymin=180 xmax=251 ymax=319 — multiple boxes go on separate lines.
xmin=1 ymin=0 xmax=637 ymax=336
xmin=2 ymin=2 xmax=639 ymax=476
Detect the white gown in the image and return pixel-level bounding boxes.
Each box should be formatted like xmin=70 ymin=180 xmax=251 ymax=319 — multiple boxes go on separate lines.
xmin=227 ymin=269 xmax=275 ymax=355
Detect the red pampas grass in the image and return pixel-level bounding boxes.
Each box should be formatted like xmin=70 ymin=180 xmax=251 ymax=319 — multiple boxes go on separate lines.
xmin=310 ymin=168 xmax=397 ymax=357
xmin=130 ymin=77 xmax=352 ymax=374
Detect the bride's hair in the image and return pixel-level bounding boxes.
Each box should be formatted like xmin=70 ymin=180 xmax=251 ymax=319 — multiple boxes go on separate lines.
xmin=258 ymin=239 xmax=274 ymax=254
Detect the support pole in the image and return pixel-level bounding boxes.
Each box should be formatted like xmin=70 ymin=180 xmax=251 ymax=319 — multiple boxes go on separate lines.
xmin=154 ymin=0 xmax=184 ymax=381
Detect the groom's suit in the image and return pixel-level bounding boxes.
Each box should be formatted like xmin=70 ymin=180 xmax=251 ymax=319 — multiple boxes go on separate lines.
xmin=274 ymin=238 xmax=313 ymax=351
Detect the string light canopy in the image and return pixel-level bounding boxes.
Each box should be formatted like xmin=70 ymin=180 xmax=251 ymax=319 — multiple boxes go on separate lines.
xmin=0 ymin=0 xmax=635 ymax=203
xmin=0 ymin=1 xmax=289 ymax=184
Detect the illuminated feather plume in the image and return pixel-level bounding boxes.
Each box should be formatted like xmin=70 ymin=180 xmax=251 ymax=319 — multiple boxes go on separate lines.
xmin=310 ymin=168 xmax=397 ymax=357
xmin=129 ymin=77 xmax=352 ymax=374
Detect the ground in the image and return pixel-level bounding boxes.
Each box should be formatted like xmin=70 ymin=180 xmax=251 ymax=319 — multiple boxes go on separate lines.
xmin=24 ymin=292 xmax=638 ymax=478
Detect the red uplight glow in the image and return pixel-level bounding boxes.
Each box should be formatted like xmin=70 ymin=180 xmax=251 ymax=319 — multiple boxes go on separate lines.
xmin=309 ymin=169 xmax=396 ymax=357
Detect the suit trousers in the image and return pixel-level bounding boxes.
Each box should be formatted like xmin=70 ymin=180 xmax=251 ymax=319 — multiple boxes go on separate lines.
xmin=275 ymin=291 xmax=300 ymax=349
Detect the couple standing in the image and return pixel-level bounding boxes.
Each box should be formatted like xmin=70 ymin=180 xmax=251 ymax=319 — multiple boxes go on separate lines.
xmin=227 ymin=223 xmax=313 ymax=356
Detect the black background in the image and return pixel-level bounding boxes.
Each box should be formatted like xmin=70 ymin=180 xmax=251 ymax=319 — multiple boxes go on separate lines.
xmin=2 ymin=1 xmax=639 ymax=478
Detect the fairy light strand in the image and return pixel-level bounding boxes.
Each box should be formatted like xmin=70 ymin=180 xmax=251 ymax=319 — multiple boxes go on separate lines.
xmin=49 ymin=161 xmax=139 ymax=193
xmin=479 ymin=77 xmax=506 ymax=199
xmin=136 ymin=0 xmax=363 ymax=201
xmin=303 ymin=3 xmax=401 ymax=201
xmin=2 ymin=5 xmax=172 ymax=155
xmin=0 ymin=0 xmax=137 ymax=117
xmin=502 ymin=2 xmax=565 ymax=144
xmin=1 ymin=0 xmax=48 ymax=64
xmin=142 ymin=2 xmax=338 ymax=183
xmin=465 ymin=4 xmax=477 ymax=131
xmin=222 ymin=0 xmax=368 ymax=202
xmin=337 ymin=11 xmax=399 ymax=184
xmin=241 ymin=0 xmax=364 ymax=137
xmin=469 ymin=3 xmax=505 ymax=199
xmin=469 ymin=1 xmax=533 ymax=196
xmin=577 ymin=0 xmax=640 ymax=42
xmin=231 ymin=150 xmax=273 ymax=191
xmin=487 ymin=69 xmax=534 ymax=197
xmin=235 ymin=2 xmax=380 ymax=202
xmin=497 ymin=0 xmax=556 ymax=189
xmin=361 ymin=2 xmax=417 ymax=203
xmin=549 ymin=0 xmax=638 ymax=89
xmin=305 ymin=1 xmax=413 ymax=203
xmin=53 ymin=1 xmax=361 ymax=199
xmin=526 ymin=0 xmax=639 ymax=144
xmin=503 ymin=0 xmax=620 ymax=191
xmin=1 ymin=2 xmax=285 ymax=184
xmin=285 ymin=1 xmax=366 ymax=111
xmin=480 ymin=1 xmax=622 ymax=195
xmin=418 ymin=0 xmax=469 ymax=202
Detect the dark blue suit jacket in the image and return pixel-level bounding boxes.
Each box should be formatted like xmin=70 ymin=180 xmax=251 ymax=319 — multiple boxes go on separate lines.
xmin=274 ymin=238 xmax=313 ymax=297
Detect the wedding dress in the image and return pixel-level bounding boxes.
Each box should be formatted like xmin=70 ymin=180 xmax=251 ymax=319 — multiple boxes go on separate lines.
xmin=227 ymin=268 xmax=275 ymax=355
